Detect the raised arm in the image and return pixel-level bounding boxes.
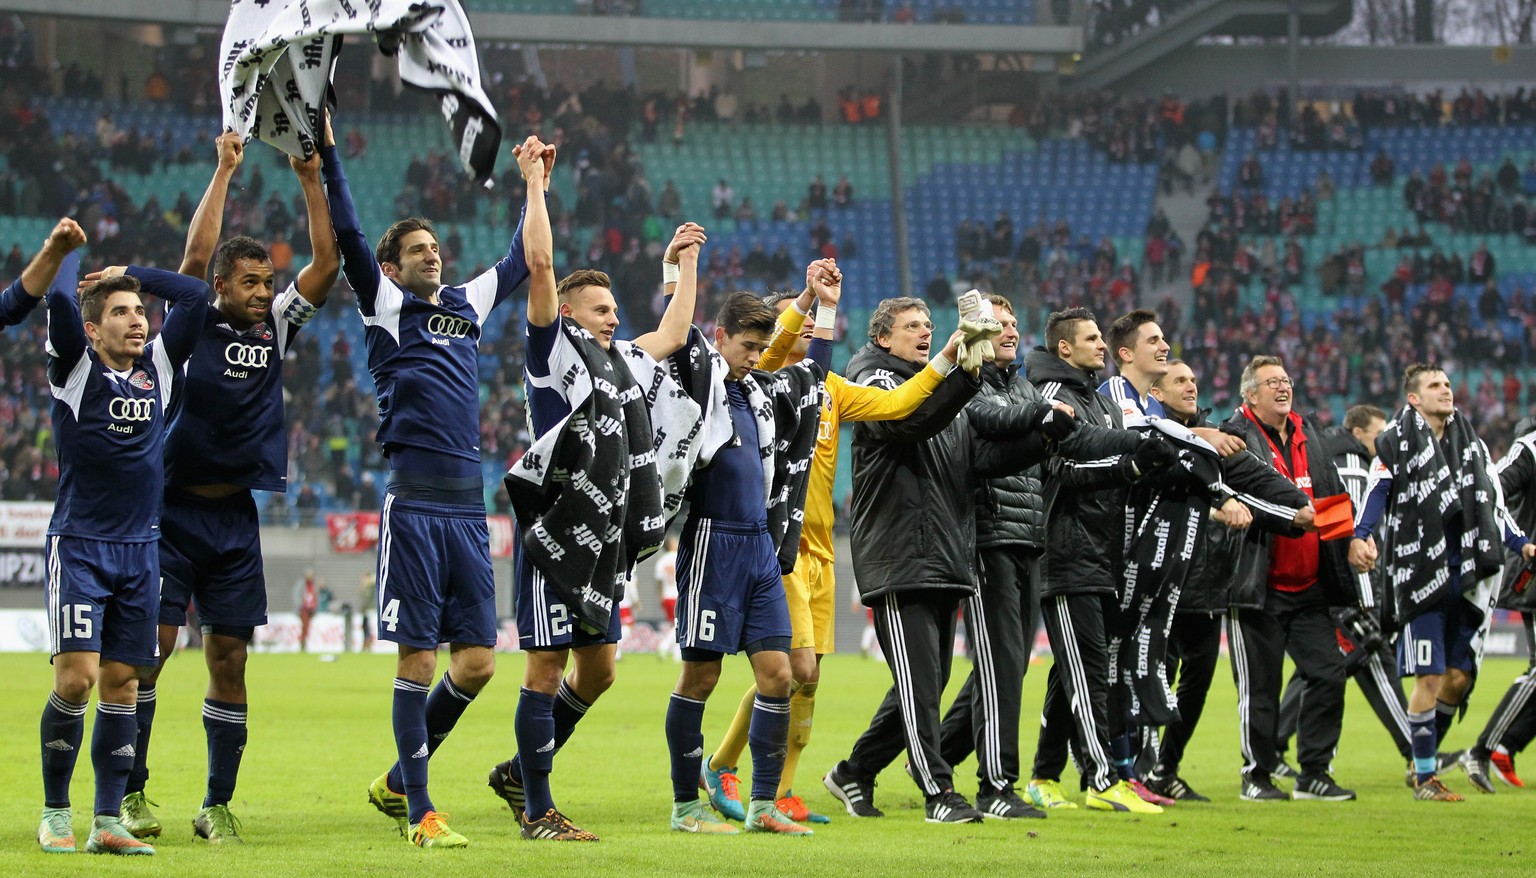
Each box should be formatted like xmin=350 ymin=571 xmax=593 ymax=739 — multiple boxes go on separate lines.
xmin=803 ymin=257 xmax=840 ymax=372
xmin=318 ymin=124 xmax=382 ymax=312
xmin=290 ymin=115 xmax=339 ymax=305
xmin=635 ymin=222 xmax=706 ymax=360
xmin=179 ymin=132 xmax=243 ymax=280
xmin=38 ymin=220 xmax=90 ymax=362
xmin=10 ymin=218 xmax=87 ymax=321
xmin=519 ymin=135 xmax=559 ymax=329
xmin=851 ymin=365 xmax=978 ymax=445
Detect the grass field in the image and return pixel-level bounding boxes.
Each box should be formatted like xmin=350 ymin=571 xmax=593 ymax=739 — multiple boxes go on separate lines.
xmin=1 ymin=650 xmax=1534 ymax=876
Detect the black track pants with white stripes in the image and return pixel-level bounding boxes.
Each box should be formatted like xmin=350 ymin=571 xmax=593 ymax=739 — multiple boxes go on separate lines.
xmin=1148 ymin=611 xmax=1223 ymax=777
xmin=1030 ymin=592 xmax=1118 ymax=793
xmin=1228 ymin=598 xmax=1347 ymax=781
xmin=846 ymin=589 xmax=963 ymax=797
xmin=1277 ymin=648 xmax=1412 ymax=760
xmin=1477 ymin=612 xmax=1536 ymax=757
xmin=938 ymin=548 xmax=1041 ymax=793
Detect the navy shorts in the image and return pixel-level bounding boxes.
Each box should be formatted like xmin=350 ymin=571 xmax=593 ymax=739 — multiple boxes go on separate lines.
xmin=1400 ymin=587 xmax=1482 ymax=676
xmin=376 ymin=494 xmax=497 ymax=649
xmin=159 ymin=489 xmax=266 ymax=632
xmin=513 ymin=540 xmax=623 ymax=651
xmin=674 ymin=517 xmax=790 ymax=656
xmin=46 ymin=536 xmax=161 ymax=667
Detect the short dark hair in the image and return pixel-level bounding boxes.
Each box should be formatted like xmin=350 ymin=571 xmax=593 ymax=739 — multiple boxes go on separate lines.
xmin=1403 ymin=362 xmax=1446 ymax=397
xmin=556 ymin=268 xmax=611 ymax=302
xmin=374 ymin=217 xmax=438 ymax=266
xmin=983 ymin=293 xmax=1014 ymax=316
xmin=79 ymin=275 xmax=143 ymax=325
xmin=1344 ymin=404 xmax=1387 ymax=432
xmin=211 ymin=235 xmax=271 ymax=280
xmin=1152 ymin=357 xmax=1188 ymax=388
xmin=869 ymin=296 xmax=929 ymax=345
xmin=1044 ymin=307 xmax=1094 ymax=354
xmin=1108 ymin=309 xmax=1159 ymax=366
xmin=717 ymin=291 xmax=776 ymax=337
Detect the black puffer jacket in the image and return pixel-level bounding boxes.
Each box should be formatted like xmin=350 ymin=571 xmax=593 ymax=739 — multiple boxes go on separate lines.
xmin=1222 ymin=407 xmax=1356 ymax=610
xmin=847 ymin=344 xmax=1051 ymax=604
xmin=1024 ymin=348 xmax=1144 ymax=599
xmin=1177 ymin=409 xmax=1310 ymax=614
xmin=969 ymin=361 xmax=1047 ymax=551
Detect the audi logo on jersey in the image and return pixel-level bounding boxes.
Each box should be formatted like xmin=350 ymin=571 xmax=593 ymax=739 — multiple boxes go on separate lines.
xmin=109 ymin=397 xmax=156 ymax=422
xmin=225 ymin=343 xmax=271 ymax=368
xmin=428 ymin=315 xmax=472 ymax=338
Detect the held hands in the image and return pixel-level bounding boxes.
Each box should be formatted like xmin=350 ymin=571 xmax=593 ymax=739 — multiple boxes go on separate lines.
xmin=1349 ymin=535 xmax=1378 ymax=572
xmin=806 ymin=258 xmax=841 ymax=307
xmin=954 ymin=289 xmax=1003 ymax=372
xmin=665 ymin=222 xmax=708 ymax=265
xmin=512 ymin=135 xmax=552 ymax=186
xmin=44 ymin=218 xmax=87 ymax=256
xmin=1214 ymin=497 xmax=1253 ymax=531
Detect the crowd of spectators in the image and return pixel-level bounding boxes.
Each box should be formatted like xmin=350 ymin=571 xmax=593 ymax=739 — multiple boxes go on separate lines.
xmin=11 ymin=47 xmax=1536 ymax=504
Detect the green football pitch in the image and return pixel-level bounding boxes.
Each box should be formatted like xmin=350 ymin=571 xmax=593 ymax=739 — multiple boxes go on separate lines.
xmin=1 ymin=650 xmax=1534 ymax=876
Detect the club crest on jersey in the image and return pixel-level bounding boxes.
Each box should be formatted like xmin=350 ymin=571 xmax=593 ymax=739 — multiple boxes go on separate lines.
xmin=254 ymin=323 xmax=273 ymax=340
xmin=128 ymin=370 xmax=154 ymax=391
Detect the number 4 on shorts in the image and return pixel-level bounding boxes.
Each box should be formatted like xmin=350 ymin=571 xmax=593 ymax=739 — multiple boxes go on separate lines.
xmin=381 ymin=599 xmax=400 ymax=633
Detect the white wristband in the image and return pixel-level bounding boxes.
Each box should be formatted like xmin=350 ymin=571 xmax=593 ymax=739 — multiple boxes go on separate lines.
xmin=929 ymin=350 xmax=956 ymax=375
xmin=814 ymin=303 xmax=837 ymax=331
xmin=792 ymin=297 xmax=812 ymax=317
xmin=662 ymin=260 xmax=680 ymax=285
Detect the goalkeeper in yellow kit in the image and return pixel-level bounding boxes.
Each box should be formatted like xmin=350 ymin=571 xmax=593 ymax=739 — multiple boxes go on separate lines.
xmin=701 ymin=259 xmax=967 ymax=823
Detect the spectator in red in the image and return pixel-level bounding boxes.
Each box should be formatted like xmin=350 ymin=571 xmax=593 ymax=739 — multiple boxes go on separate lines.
xmin=296 ymin=570 xmax=320 ymax=653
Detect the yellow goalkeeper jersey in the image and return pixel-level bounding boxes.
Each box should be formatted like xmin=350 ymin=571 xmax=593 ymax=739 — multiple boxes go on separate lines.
xmin=760 ymin=304 xmax=946 ymax=561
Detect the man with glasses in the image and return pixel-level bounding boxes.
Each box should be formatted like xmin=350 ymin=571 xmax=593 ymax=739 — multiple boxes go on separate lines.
xmin=1221 ymin=356 xmax=1356 ymax=802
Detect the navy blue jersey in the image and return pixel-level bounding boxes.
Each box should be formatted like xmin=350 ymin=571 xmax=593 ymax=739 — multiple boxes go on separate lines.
xmin=684 ymin=381 xmax=767 ymax=524
xmin=1100 ymin=374 xmax=1166 ymax=421
xmin=46 ymin=267 xmax=208 ymax=542
xmin=322 ymin=144 xmax=528 ymax=469
xmin=0 ymin=279 xmax=43 ymax=328
xmin=523 ymin=317 xmax=578 ymax=438
xmin=164 ymin=281 xmax=319 ymax=491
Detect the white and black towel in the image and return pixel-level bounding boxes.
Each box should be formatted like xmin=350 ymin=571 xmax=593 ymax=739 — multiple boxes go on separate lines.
xmin=1374 ymin=406 xmax=1508 ymax=631
xmin=504 ymin=320 xmax=675 ymax=635
xmin=219 ymin=0 xmax=501 ymax=181
xmin=667 ymin=327 xmax=824 ymax=574
xmin=1115 ymin=415 xmax=1224 ymax=727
